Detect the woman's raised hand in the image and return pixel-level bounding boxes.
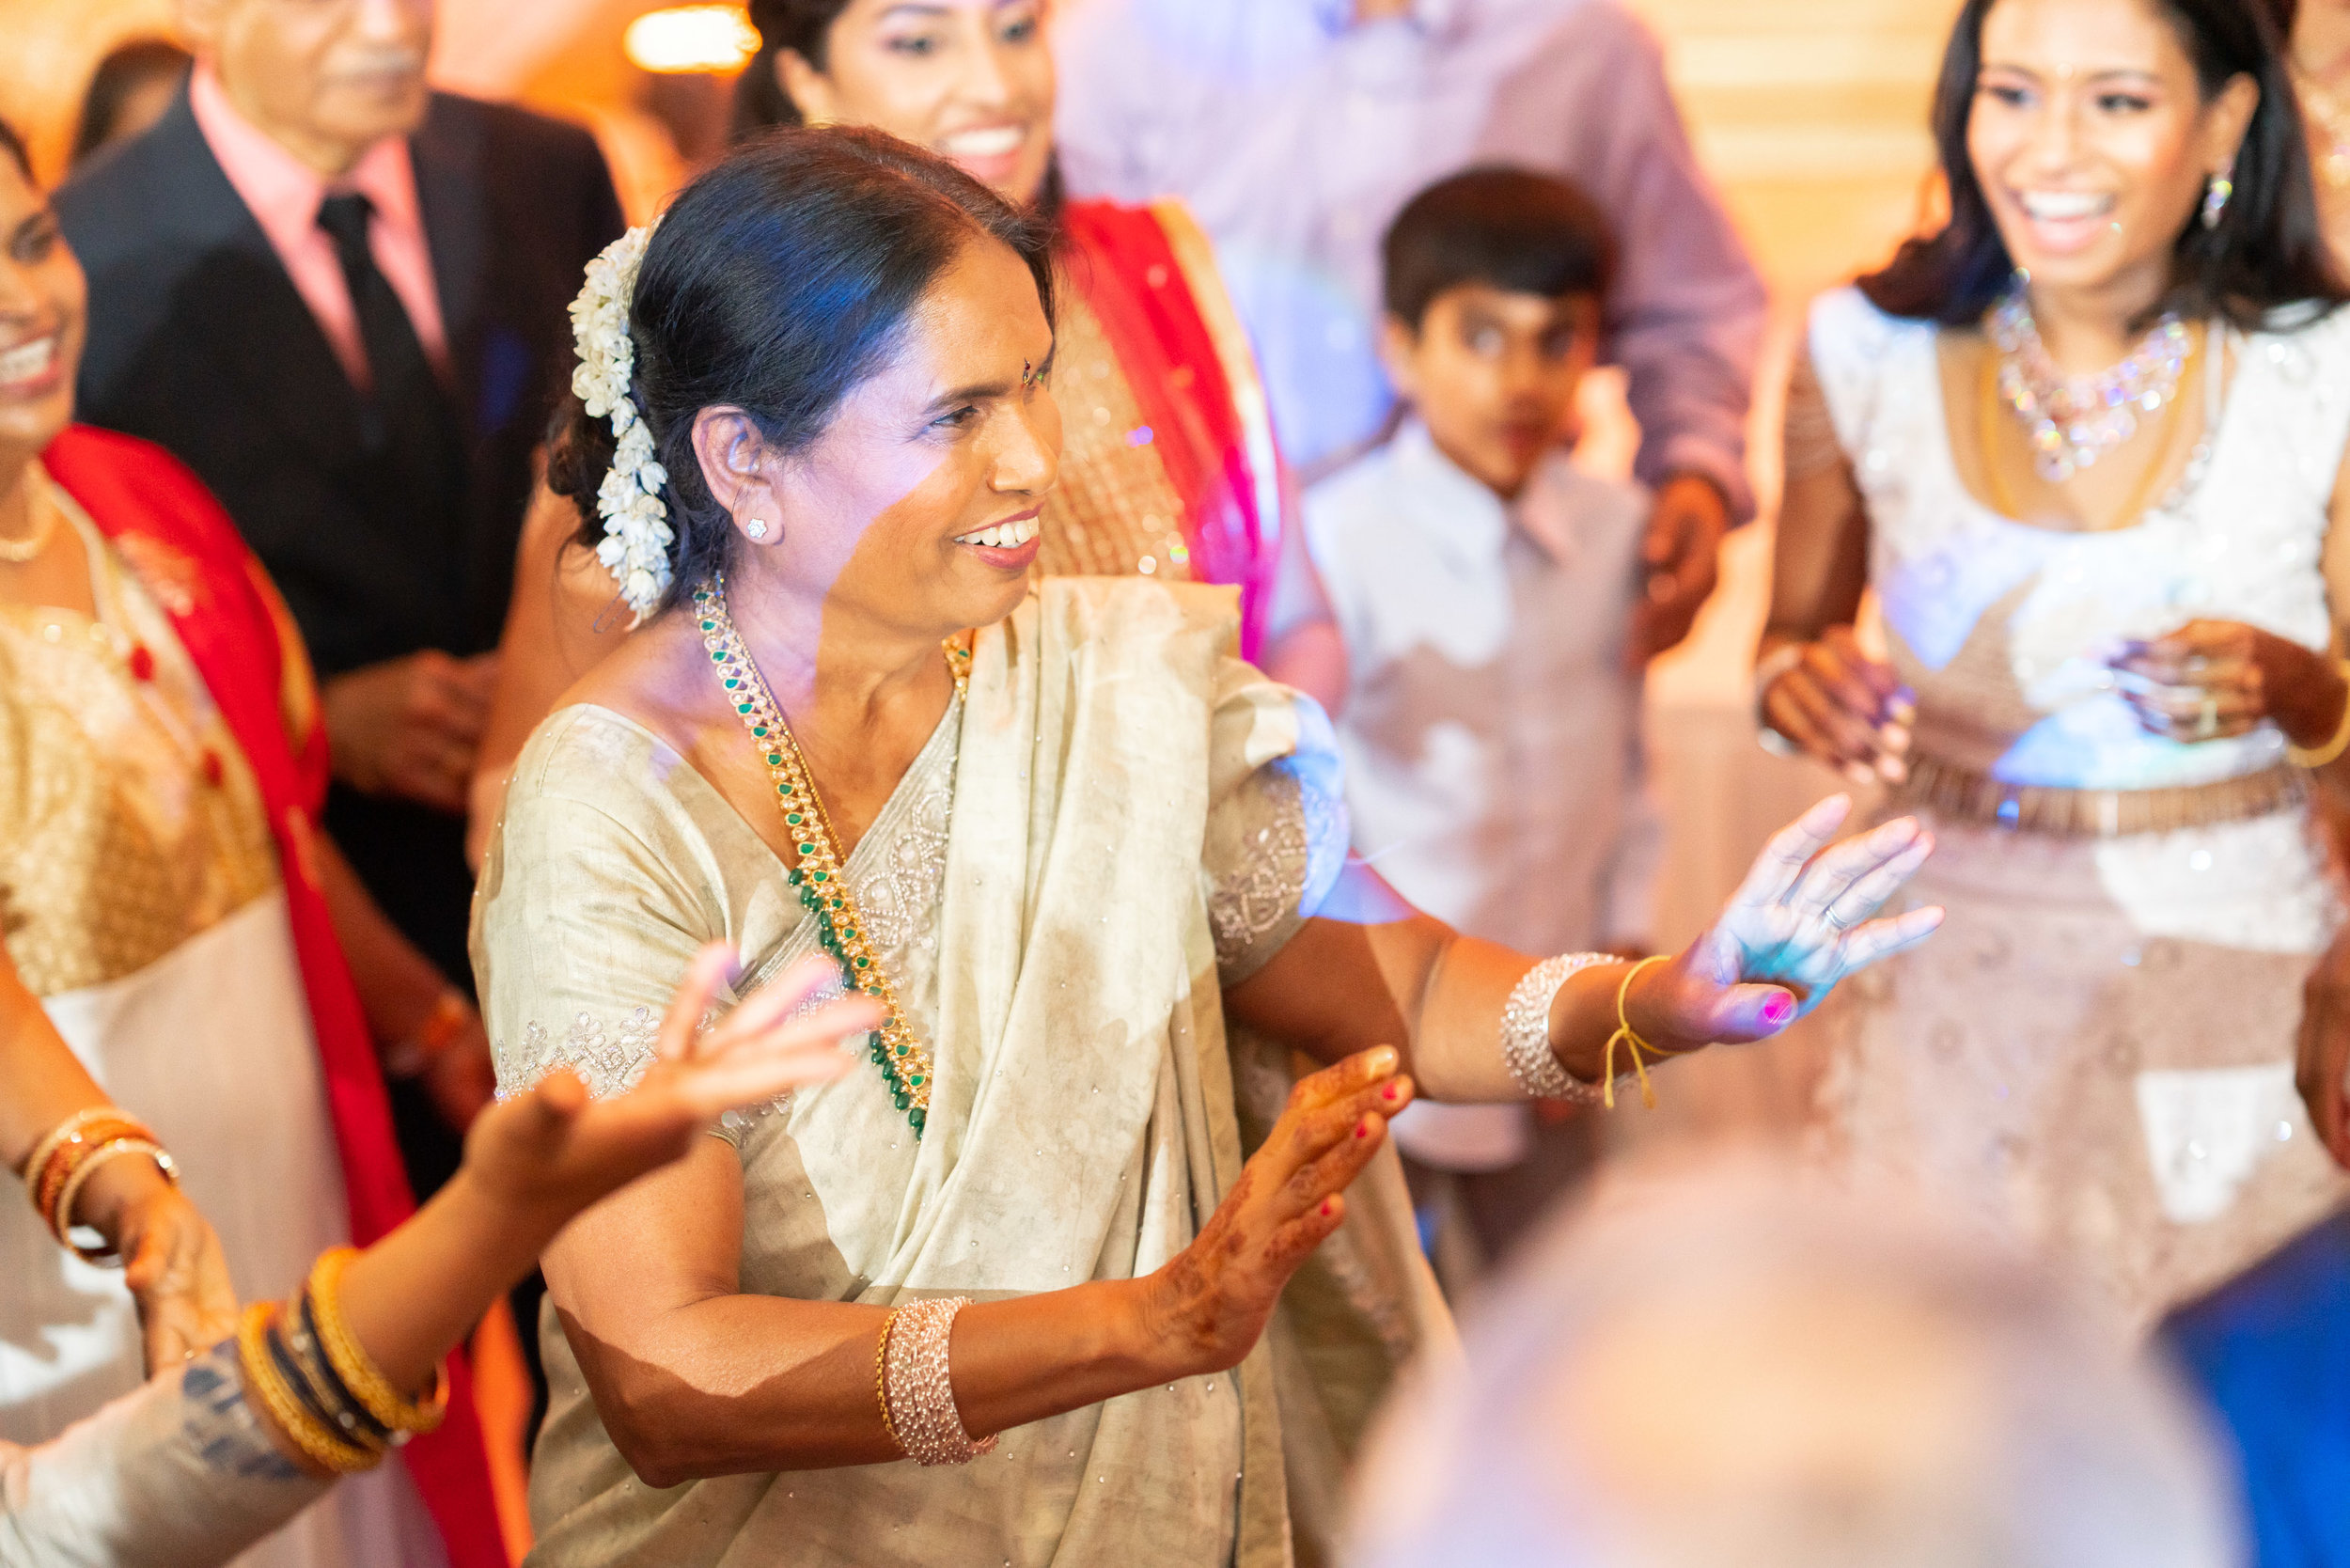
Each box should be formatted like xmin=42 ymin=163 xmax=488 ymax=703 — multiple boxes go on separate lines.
xmin=1619 ymin=795 xmax=1943 ymax=1056
xmin=464 ymin=946 xmax=881 ymax=1227
xmin=1759 ymin=628 xmax=1915 ymax=786
xmin=1139 ymin=1049 xmax=1413 ymax=1375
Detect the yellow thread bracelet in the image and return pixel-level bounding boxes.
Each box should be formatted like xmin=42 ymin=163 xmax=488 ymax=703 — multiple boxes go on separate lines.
xmin=1601 ymin=956 xmax=1684 ymax=1110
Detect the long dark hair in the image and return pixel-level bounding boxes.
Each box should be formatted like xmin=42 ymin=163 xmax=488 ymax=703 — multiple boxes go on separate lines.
xmin=731 ymin=0 xmax=841 ymax=139
xmin=1858 ymin=0 xmax=2343 ymax=328
xmin=545 ymin=127 xmax=1056 ymax=615
xmin=71 ymin=39 xmax=191 ymax=169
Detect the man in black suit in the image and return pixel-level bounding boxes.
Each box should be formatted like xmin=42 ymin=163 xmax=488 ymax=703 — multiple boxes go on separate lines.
xmin=57 ymin=0 xmax=623 ymax=1196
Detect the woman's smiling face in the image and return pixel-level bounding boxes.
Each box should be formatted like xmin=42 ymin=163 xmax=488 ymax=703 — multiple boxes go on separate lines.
xmin=0 ymin=149 xmax=86 ymax=477
xmin=1966 ymin=0 xmax=2257 ymax=308
xmin=777 ymin=0 xmax=1056 ymax=209
xmin=703 ymin=230 xmax=1061 ymax=640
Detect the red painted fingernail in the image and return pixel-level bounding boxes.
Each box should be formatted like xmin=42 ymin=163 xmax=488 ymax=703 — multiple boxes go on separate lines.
xmin=1320 ymin=1199 xmax=1336 ymax=1216
xmin=1355 ymin=1120 xmax=1371 ymax=1138
xmin=1382 ymin=1085 xmax=1400 ymax=1101
xmin=1762 ymin=995 xmax=1795 ymax=1027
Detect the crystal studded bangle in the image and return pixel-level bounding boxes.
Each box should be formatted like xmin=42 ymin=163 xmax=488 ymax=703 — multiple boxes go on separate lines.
xmin=881 ymin=1296 xmax=996 ymax=1466
xmin=1500 ymin=953 xmax=1622 ymax=1105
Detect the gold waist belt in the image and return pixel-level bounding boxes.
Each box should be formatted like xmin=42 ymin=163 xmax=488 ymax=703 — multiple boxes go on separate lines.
xmin=1893 ymin=755 xmax=2306 ymax=837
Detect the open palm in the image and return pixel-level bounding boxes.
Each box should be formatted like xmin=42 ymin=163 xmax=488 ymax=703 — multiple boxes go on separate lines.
xmin=465 ymin=947 xmax=882 ymax=1221
xmin=1642 ymin=795 xmax=1944 ymax=1051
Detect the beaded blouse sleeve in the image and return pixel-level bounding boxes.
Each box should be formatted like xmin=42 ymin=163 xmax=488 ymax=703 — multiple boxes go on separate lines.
xmin=474 ymin=707 xmax=736 ymax=1134
xmin=1201 ymin=659 xmax=1350 ymax=985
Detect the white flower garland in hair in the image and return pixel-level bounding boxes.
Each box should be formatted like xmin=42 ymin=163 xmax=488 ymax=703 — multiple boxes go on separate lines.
xmin=568 ymin=224 xmax=673 ymax=623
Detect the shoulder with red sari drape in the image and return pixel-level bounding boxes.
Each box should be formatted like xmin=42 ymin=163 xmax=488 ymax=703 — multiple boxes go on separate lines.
xmin=38 ymin=424 xmax=506 ymax=1568
xmin=1052 ymin=198 xmax=1289 ymax=659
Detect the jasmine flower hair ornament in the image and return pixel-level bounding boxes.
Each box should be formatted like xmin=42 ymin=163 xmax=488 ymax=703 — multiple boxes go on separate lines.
xmin=569 ymin=223 xmax=672 ymax=623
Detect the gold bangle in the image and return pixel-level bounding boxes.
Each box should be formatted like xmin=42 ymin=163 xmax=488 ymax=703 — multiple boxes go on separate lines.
xmin=306 ymin=1247 xmax=447 ymax=1438
xmin=2287 ymin=659 xmax=2350 ymax=769
xmin=874 ymin=1308 xmax=905 ymax=1457
xmin=20 ymin=1105 xmax=120 ymax=1182
xmin=52 ymin=1137 xmax=177 ymax=1263
xmin=30 ymin=1114 xmax=149 ymax=1235
xmin=238 ymin=1303 xmax=378 ymax=1475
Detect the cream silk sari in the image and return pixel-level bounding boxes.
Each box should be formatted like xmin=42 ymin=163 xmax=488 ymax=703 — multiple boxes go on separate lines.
xmin=476 ymin=578 xmax=1446 ymax=1568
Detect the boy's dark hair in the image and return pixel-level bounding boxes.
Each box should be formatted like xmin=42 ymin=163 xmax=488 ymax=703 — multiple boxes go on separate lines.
xmin=1382 ymin=165 xmax=1615 ymax=330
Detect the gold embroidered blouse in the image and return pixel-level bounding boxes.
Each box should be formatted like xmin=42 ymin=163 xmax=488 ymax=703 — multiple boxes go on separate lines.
xmin=0 ymin=478 xmax=276 ymax=996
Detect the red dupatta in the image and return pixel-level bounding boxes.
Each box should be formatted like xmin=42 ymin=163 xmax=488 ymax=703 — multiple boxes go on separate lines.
xmin=1058 ymin=199 xmax=1289 ymax=660
xmin=42 ymin=425 xmax=506 ymax=1568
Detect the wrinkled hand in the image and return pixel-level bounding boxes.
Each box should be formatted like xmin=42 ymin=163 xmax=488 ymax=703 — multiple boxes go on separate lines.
xmin=1143 ymin=1049 xmax=1413 ymax=1375
xmin=2296 ymin=923 xmax=2350 ymax=1170
xmin=465 ymin=945 xmax=879 ymax=1226
xmin=1760 ymin=628 xmax=1915 ymax=786
xmin=322 ymin=651 xmax=501 ymax=813
xmin=1626 ymin=473 xmax=1730 ymax=666
xmin=2110 ymin=619 xmax=2346 ymax=747
xmin=73 ymin=1158 xmax=239 ymax=1374
xmin=1619 ymin=795 xmax=1943 ymax=1057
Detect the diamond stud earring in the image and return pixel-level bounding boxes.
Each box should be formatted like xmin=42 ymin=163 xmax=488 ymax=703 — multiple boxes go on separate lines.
xmin=744 ymin=517 xmax=771 ymax=541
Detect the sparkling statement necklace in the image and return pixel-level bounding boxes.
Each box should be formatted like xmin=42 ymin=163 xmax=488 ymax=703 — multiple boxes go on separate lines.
xmin=694 ymin=575 xmax=971 ymax=1137
xmin=1988 ymin=283 xmax=2191 ymax=483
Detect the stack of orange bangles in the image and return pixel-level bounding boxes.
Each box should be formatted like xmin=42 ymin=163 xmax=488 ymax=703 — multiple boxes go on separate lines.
xmin=19 ymin=1105 xmax=179 ymax=1263
xmin=237 ymin=1247 xmax=449 ymax=1475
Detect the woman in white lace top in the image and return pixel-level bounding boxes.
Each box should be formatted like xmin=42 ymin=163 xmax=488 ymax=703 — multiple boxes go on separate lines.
xmin=472 ymin=128 xmax=1941 ymax=1568
xmin=1764 ymin=0 xmax=2350 ymax=1329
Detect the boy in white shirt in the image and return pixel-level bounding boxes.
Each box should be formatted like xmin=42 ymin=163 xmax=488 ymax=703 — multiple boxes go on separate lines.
xmin=1305 ymin=166 xmax=1663 ymax=1277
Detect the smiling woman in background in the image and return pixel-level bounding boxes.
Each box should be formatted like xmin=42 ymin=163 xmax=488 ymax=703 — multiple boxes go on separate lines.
xmin=470 ymin=0 xmax=1345 ymax=858
xmin=1763 ymin=0 xmax=2350 ymax=1330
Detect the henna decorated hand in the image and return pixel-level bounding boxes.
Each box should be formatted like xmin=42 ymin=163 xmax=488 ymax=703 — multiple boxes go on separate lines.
xmin=1139 ymin=1048 xmax=1412 ymax=1376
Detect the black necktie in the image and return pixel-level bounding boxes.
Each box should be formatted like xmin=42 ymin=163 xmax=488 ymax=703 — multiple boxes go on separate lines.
xmin=315 ymin=190 xmax=457 ymax=461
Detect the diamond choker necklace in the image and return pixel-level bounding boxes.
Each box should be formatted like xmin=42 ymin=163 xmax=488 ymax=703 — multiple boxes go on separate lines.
xmin=1987 ymin=283 xmax=2192 ymax=484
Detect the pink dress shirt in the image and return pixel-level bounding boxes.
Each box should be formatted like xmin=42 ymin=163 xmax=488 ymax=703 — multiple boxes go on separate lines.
xmin=188 ymin=65 xmax=449 ymax=394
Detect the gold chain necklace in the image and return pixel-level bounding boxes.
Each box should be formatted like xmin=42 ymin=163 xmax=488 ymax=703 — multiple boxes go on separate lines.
xmin=0 ymin=483 xmax=57 ymax=565
xmin=692 ymin=574 xmax=970 ymax=1136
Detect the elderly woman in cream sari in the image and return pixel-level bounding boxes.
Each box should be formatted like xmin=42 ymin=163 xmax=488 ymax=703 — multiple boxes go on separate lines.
xmin=474 ymin=127 xmax=1944 ymax=1568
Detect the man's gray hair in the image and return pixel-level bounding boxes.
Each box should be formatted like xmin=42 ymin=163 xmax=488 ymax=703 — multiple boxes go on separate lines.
xmin=1347 ymin=1158 xmax=2242 ymax=1568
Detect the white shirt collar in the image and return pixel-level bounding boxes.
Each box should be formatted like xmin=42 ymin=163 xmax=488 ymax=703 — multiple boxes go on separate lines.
xmin=1390 ymin=418 xmax=1585 ymax=570
xmin=1389 ymin=419 xmax=1508 ymax=571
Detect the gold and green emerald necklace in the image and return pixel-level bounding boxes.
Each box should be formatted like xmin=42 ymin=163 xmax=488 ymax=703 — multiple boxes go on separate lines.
xmin=692 ymin=574 xmax=970 ymax=1137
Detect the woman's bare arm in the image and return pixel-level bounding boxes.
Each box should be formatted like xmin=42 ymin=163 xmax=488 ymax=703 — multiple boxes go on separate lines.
xmin=468 ymin=480 xmax=634 ymax=870
xmin=540 ymin=1046 xmax=1411 ymax=1485
xmin=1228 ymin=796 xmax=1943 ymax=1102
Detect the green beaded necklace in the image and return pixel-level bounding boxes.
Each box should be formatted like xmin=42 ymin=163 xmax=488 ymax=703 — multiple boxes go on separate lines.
xmin=692 ymin=576 xmax=969 ymax=1136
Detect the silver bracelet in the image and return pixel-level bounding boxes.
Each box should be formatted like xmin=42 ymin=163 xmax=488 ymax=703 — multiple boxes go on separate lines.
xmin=1500 ymin=953 xmax=1618 ymax=1104
xmin=882 ymin=1296 xmax=996 ymax=1466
